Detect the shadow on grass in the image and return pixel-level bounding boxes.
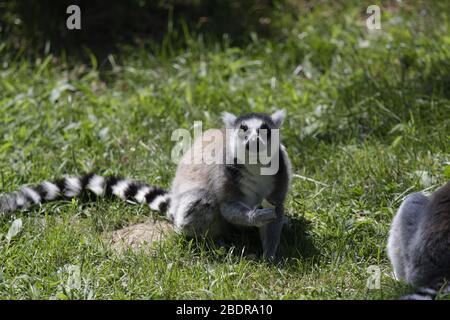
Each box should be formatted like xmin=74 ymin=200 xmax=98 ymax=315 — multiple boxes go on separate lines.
xmin=279 ymin=216 xmax=319 ymax=260
xmin=178 ymin=215 xmax=319 ymax=264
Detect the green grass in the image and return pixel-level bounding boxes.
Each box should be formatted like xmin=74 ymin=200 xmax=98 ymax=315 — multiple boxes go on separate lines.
xmin=1 ymin=1 xmax=449 ymax=299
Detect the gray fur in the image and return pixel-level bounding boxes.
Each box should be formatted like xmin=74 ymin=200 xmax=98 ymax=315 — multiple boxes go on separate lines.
xmin=169 ymin=110 xmax=291 ymax=260
xmin=388 ymin=181 xmax=450 ymax=299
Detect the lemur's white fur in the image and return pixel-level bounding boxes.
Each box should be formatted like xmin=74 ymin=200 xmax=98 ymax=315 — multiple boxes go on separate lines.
xmin=64 ymin=177 xmax=82 ymax=197
xmin=87 ymin=175 xmax=105 ymax=196
xmin=42 ymin=181 xmax=60 ymax=200
xmin=112 ymin=180 xmax=131 ymax=199
xmin=22 ymin=187 xmax=41 ymax=204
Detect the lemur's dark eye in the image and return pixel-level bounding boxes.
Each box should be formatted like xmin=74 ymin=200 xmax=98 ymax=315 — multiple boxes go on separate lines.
xmin=238 ymin=124 xmax=248 ymax=138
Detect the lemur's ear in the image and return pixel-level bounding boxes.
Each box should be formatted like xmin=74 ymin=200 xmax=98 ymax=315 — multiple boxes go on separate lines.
xmin=271 ymin=109 xmax=286 ymax=128
xmin=222 ymin=112 xmax=237 ymax=128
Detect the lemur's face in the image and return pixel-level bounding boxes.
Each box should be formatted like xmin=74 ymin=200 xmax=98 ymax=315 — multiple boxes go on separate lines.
xmin=222 ymin=110 xmax=286 ymax=159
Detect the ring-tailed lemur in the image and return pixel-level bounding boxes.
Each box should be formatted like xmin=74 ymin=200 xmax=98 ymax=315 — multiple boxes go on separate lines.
xmin=0 ymin=110 xmax=291 ymax=260
xmin=387 ymin=181 xmax=450 ymax=299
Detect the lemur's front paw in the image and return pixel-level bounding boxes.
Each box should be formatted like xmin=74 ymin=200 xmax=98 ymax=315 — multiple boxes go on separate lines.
xmin=250 ymin=208 xmax=276 ymax=227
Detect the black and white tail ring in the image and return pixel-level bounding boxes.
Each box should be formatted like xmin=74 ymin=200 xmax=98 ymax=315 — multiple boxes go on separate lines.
xmin=0 ymin=173 xmax=170 ymax=216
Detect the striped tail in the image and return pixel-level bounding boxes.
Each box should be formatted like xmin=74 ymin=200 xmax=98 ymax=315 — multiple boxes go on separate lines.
xmin=0 ymin=173 xmax=170 ymax=217
xmin=401 ymin=283 xmax=450 ymax=300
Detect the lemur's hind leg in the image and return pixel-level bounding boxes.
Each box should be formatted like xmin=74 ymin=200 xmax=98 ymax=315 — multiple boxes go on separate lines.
xmin=169 ymin=189 xmax=223 ymax=238
xmin=388 ymin=192 xmax=429 ymax=281
xmin=259 ymin=205 xmax=285 ymax=262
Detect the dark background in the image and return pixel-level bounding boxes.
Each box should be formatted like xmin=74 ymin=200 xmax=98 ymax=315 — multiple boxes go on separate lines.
xmin=0 ymin=0 xmax=283 ymax=56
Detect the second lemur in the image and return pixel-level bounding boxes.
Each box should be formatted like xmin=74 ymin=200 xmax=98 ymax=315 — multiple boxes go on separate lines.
xmin=387 ymin=181 xmax=450 ymax=299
